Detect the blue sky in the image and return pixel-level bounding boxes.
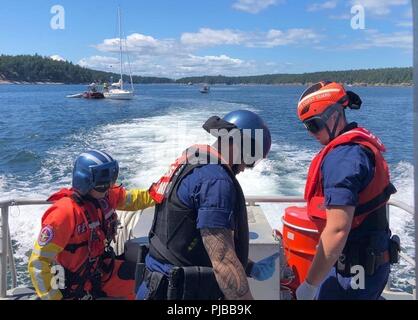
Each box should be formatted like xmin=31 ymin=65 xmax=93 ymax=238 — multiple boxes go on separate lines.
xmin=0 ymin=0 xmax=413 ymax=78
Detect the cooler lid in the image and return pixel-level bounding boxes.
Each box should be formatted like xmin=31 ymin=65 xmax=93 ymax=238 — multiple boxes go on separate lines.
xmin=283 ymin=206 xmax=318 ymax=231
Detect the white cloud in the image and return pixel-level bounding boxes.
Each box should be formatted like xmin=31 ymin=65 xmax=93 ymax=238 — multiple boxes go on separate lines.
xmin=178 ymin=54 xmax=247 ymax=74
xmin=232 ymin=0 xmax=282 ymax=14
xmin=180 ymin=28 xmax=322 ymax=48
xmin=50 ymin=54 xmax=65 ymax=62
xmin=343 ymin=30 xmax=412 ymax=50
xmin=307 ymin=1 xmax=338 ymax=12
xmin=79 ymin=53 xmax=251 ymax=78
xmin=82 ymin=29 xmax=323 ymax=77
xmin=367 ymin=31 xmax=412 ymax=49
xmin=95 ymin=33 xmax=179 ymax=56
xmin=397 ymin=8 xmax=413 ymax=28
xmin=253 ymin=28 xmax=322 ymax=47
xmin=78 ymin=55 xmax=119 ymax=69
xmin=329 ymin=13 xmax=351 ymax=19
xmin=397 ymin=21 xmax=413 ymax=28
xmin=181 ymin=28 xmax=247 ymax=47
xmin=405 ymin=8 xmax=412 ymax=18
xmin=349 ymin=0 xmax=409 ymax=16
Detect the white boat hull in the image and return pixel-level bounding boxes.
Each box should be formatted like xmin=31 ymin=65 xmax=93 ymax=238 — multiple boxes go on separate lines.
xmin=66 ymin=93 xmax=83 ymax=98
xmin=104 ymin=90 xmax=134 ymax=100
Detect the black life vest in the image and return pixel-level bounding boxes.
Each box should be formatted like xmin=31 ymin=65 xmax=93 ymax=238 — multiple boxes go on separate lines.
xmin=148 ymin=145 xmax=249 ymax=269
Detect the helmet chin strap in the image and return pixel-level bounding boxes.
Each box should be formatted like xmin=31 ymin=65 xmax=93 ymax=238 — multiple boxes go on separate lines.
xmin=324 ymin=109 xmax=342 ymax=142
xmin=231 ymin=164 xmax=241 ymax=175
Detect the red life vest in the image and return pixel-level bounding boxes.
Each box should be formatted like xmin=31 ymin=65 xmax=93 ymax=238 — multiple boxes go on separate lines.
xmin=149 ymin=144 xmax=228 ymax=204
xmin=304 ymin=127 xmax=394 ymax=232
xmin=47 ymin=188 xmax=119 ymax=269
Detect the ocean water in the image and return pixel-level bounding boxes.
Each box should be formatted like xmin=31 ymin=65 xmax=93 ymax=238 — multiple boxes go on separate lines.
xmin=0 ymin=84 xmax=414 ymax=291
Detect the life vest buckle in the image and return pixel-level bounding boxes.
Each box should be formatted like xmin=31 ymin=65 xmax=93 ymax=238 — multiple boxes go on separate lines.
xmin=88 ymin=256 xmax=98 ymax=263
xmin=80 ymin=293 xmax=93 ymax=300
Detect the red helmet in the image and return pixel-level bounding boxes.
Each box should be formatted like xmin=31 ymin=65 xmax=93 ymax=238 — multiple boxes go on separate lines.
xmin=297 ymin=81 xmax=350 ymax=121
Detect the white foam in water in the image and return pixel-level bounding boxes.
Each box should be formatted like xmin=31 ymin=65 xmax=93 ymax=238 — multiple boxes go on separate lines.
xmin=0 ymin=173 xmax=56 ymax=263
xmin=2 ymin=100 xmax=415 ymax=292
xmin=387 ymin=161 xmax=415 ymax=290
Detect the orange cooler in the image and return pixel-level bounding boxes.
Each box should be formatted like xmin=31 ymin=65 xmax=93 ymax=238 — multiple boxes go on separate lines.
xmin=282 ymin=206 xmax=320 ymax=290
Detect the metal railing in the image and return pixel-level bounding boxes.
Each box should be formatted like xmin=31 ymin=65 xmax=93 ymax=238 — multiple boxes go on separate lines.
xmin=0 ymin=199 xmax=50 ymax=298
xmin=0 ymin=196 xmax=416 ymax=298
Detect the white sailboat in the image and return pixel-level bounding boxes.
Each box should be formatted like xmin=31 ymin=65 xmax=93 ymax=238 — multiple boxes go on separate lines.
xmin=104 ymin=7 xmax=134 ymax=100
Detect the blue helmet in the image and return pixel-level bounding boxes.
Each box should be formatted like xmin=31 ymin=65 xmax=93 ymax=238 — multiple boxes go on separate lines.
xmin=222 ymin=110 xmax=272 ymax=160
xmin=72 ymin=150 xmax=119 ymax=195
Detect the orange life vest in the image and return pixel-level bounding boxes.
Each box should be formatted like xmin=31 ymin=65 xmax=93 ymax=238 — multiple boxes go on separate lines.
xmin=304 ymin=127 xmax=396 ymax=232
xmin=46 ymin=187 xmax=123 ymax=272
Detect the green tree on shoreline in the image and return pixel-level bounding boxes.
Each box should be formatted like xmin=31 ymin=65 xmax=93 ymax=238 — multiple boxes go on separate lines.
xmin=0 ymin=54 xmax=412 ymax=86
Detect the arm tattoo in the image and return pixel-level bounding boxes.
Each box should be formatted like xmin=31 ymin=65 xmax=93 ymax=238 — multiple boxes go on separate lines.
xmin=201 ymin=228 xmax=250 ymax=299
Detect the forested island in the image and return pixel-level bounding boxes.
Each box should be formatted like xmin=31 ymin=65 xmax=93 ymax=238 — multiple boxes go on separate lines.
xmin=0 ymin=54 xmax=172 ymax=84
xmin=0 ymin=54 xmax=412 ymax=86
xmin=177 ymin=68 xmax=412 ymax=86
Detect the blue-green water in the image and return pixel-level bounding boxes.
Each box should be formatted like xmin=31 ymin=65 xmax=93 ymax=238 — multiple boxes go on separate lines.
xmin=0 ymin=84 xmax=414 ymax=290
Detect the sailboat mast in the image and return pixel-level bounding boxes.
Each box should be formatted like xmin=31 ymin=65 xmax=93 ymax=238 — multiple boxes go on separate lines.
xmin=118 ymin=6 xmax=123 ymax=90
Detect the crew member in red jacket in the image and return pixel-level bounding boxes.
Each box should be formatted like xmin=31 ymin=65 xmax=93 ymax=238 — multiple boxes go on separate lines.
xmin=28 ymin=150 xmax=155 ymax=300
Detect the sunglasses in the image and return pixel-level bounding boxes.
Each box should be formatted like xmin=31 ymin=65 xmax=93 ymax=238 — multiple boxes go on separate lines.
xmin=303 ymin=104 xmax=339 ymax=134
xmin=303 ymin=117 xmax=326 ymax=134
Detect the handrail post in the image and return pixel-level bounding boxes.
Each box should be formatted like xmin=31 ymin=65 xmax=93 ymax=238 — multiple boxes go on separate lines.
xmin=385 ymin=203 xmax=391 ymax=292
xmin=413 ymin=0 xmax=418 ymax=301
xmin=0 ymin=205 xmax=9 ymax=298
xmin=8 ymin=227 xmax=17 ymax=289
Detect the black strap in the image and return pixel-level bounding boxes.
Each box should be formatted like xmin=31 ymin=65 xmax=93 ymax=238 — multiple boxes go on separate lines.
xmin=182 ymin=267 xmax=200 ymax=300
xmin=64 ymin=241 xmax=88 ymax=253
xmin=245 ymin=260 xmax=255 ymax=277
xmin=180 ymin=266 xmax=223 ymax=300
xmin=355 ymin=183 xmax=397 ymax=216
xmin=203 ymin=116 xmax=238 ymax=135
xmin=145 ymin=270 xmax=168 ymax=300
xmin=99 ymin=247 xmax=116 ymax=283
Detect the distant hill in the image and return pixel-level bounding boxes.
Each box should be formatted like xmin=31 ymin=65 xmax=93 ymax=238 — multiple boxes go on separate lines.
xmin=177 ymin=68 xmax=413 ymax=86
xmin=0 ymin=54 xmax=412 ymax=86
xmin=0 ymin=54 xmax=173 ymax=84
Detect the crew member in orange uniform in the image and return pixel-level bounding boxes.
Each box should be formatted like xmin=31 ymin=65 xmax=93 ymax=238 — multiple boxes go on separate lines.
xmin=28 ymin=150 xmax=155 ymax=300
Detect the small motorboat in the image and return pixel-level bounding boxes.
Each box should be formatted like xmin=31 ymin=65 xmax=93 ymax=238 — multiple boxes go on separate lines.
xmin=200 ymin=85 xmax=210 ymax=94
xmin=82 ymin=91 xmax=105 ymax=99
xmin=80 ymin=82 xmax=105 ymax=99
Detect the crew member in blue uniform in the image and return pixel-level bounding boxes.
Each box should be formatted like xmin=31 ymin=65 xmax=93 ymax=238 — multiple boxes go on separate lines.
xmin=137 ymin=110 xmax=279 ymax=300
xmin=295 ymin=81 xmax=399 ymax=300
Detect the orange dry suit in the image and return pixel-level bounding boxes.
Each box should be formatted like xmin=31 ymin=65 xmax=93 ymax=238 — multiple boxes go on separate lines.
xmin=28 ymin=186 xmax=154 ymax=300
